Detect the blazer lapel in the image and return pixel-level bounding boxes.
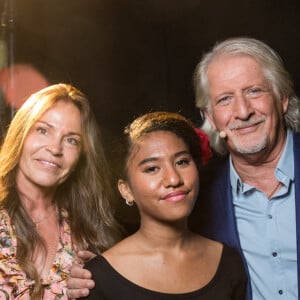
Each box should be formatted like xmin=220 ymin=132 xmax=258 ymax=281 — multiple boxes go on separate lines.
xmin=293 ymin=132 xmax=300 ymax=295
xmin=210 ymin=158 xmax=241 ymax=249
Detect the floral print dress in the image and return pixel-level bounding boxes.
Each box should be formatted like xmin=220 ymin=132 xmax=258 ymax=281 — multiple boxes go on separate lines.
xmin=0 ymin=209 xmax=77 ymax=299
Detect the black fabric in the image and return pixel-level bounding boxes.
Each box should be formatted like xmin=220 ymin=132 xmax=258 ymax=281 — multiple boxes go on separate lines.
xmin=83 ymin=244 xmax=247 ymax=299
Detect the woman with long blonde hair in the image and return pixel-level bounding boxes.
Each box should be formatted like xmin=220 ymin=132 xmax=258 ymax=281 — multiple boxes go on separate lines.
xmin=0 ymin=83 xmax=122 ymax=299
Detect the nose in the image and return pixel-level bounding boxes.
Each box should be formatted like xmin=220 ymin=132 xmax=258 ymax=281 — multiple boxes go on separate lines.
xmin=162 ymin=165 xmax=183 ymax=187
xmin=46 ymin=138 xmax=63 ymax=156
xmin=233 ymin=94 xmax=254 ymax=120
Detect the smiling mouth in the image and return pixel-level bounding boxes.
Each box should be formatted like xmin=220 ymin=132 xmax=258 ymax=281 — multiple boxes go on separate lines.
xmin=162 ymin=190 xmax=189 ymax=202
xmin=229 ymin=116 xmax=266 ymax=132
xmin=38 ymin=159 xmax=60 ymax=168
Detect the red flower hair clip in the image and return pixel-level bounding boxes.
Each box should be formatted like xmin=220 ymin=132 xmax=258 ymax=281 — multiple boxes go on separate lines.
xmin=194 ymin=128 xmax=212 ymax=164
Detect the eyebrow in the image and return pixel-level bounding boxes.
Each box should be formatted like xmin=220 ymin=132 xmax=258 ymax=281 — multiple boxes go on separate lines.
xmin=137 ymin=150 xmax=191 ymax=167
xmin=36 ymin=120 xmax=82 ymax=137
xmin=218 ymin=82 xmax=269 ymax=94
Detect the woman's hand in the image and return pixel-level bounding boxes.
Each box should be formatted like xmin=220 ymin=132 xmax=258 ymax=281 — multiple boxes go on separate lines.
xmin=67 ymin=250 xmax=96 ymax=299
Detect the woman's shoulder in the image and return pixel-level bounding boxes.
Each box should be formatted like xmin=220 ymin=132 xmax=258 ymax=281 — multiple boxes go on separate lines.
xmin=193 ymin=234 xmax=223 ymax=256
xmin=196 ymin=236 xmax=243 ymax=268
xmin=102 ymin=234 xmax=138 ymax=256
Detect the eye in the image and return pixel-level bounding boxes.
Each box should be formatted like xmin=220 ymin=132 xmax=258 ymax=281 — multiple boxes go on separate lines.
xmin=143 ymin=165 xmax=159 ymax=174
xmin=216 ymin=95 xmax=232 ymax=105
xmin=176 ymin=157 xmax=192 ymax=167
xmin=37 ymin=127 xmax=47 ymax=134
xmin=246 ymin=87 xmax=264 ymax=99
xmin=65 ymin=136 xmax=80 ymax=146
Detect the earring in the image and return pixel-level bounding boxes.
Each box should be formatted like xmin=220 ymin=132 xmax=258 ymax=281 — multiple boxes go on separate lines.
xmin=125 ymin=199 xmax=134 ymax=206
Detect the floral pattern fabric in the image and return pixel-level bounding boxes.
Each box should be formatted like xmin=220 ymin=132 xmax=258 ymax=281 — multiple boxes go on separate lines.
xmin=0 ymin=209 xmax=77 ymax=299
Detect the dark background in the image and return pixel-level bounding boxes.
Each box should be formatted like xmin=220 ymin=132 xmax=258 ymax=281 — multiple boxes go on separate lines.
xmin=13 ymin=0 xmax=300 ymax=136
xmin=9 ymin=0 xmax=300 ymax=228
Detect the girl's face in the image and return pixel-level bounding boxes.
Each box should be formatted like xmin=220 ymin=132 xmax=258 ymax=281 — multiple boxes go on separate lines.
xmin=17 ymin=101 xmax=82 ymax=192
xmin=118 ymin=130 xmax=199 ymax=224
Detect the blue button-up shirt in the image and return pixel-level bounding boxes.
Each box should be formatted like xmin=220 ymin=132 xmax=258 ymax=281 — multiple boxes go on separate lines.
xmin=230 ymin=130 xmax=297 ymax=299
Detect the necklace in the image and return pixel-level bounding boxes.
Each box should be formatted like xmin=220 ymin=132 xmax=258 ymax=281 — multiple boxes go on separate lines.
xmin=33 ymin=213 xmax=60 ymax=280
xmin=40 ymin=220 xmax=60 ymax=280
xmin=32 ymin=206 xmax=57 ymax=229
xmin=267 ymin=181 xmax=281 ymax=199
xmin=34 ymin=215 xmax=51 ymax=228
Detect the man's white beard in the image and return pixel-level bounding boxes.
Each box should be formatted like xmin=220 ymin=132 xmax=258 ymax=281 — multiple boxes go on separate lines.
xmin=231 ymin=133 xmax=268 ymax=154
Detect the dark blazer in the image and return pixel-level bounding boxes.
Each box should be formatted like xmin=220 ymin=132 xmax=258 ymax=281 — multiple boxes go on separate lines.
xmin=189 ymin=132 xmax=300 ymax=300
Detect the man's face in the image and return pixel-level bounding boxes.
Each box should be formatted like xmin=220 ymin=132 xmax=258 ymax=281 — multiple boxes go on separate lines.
xmin=205 ymin=54 xmax=288 ymax=156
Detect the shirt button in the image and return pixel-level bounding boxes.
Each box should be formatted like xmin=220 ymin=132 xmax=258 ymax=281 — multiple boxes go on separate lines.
xmin=267 ymin=214 xmax=273 ymax=219
xmin=272 ymin=252 xmax=278 ymax=257
xmin=278 ymin=290 xmax=283 ymax=295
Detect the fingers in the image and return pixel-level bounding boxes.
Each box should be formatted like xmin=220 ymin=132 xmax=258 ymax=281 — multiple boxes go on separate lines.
xmin=69 ymin=263 xmax=92 ymax=279
xmin=66 ymin=250 xmax=96 ymax=298
xmin=67 ymin=286 xmax=91 ymax=299
xmin=76 ymin=250 xmax=97 ymax=263
xmin=67 ymin=265 xmax=95 ymax=299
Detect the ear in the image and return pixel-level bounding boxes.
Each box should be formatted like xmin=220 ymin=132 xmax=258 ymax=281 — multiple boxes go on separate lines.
xmin=281 ymin=96 xmax=289 ymax=113
xmin=204 ymin=109 xmax=217 ymax=130
xmin=118 ymin=179 xmax=134 ymax=202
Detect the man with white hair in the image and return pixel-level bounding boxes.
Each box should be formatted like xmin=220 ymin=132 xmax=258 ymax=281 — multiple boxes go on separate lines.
xmin=192 ymin=37 xmax=300 ymax=300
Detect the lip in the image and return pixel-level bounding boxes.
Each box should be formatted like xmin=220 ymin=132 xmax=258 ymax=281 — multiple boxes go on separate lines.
xmin=231 ymin=120 xmax=264 ymax=135
xmin=36 ymin=159 xmax=61 ymax=169
xmin=230 ymin=117 xmax=265 ymax=132
xmin=233 ymin=124 xmax=258 ymax=134
xmin=162 ymin=190 xmax=189 ymax=202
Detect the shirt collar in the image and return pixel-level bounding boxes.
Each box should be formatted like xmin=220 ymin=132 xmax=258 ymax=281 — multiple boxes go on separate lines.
xmin=276 ymin=129 xmax=294 ymax=183
xmin=230 ymin=129 xmax=294 ymax=195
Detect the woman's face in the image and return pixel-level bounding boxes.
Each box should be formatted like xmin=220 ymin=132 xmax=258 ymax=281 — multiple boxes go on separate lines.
xmin=17 ymin=100 xmax=82 ymax=191
xmin=118 ymin=130 xmax=199 ymax=224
